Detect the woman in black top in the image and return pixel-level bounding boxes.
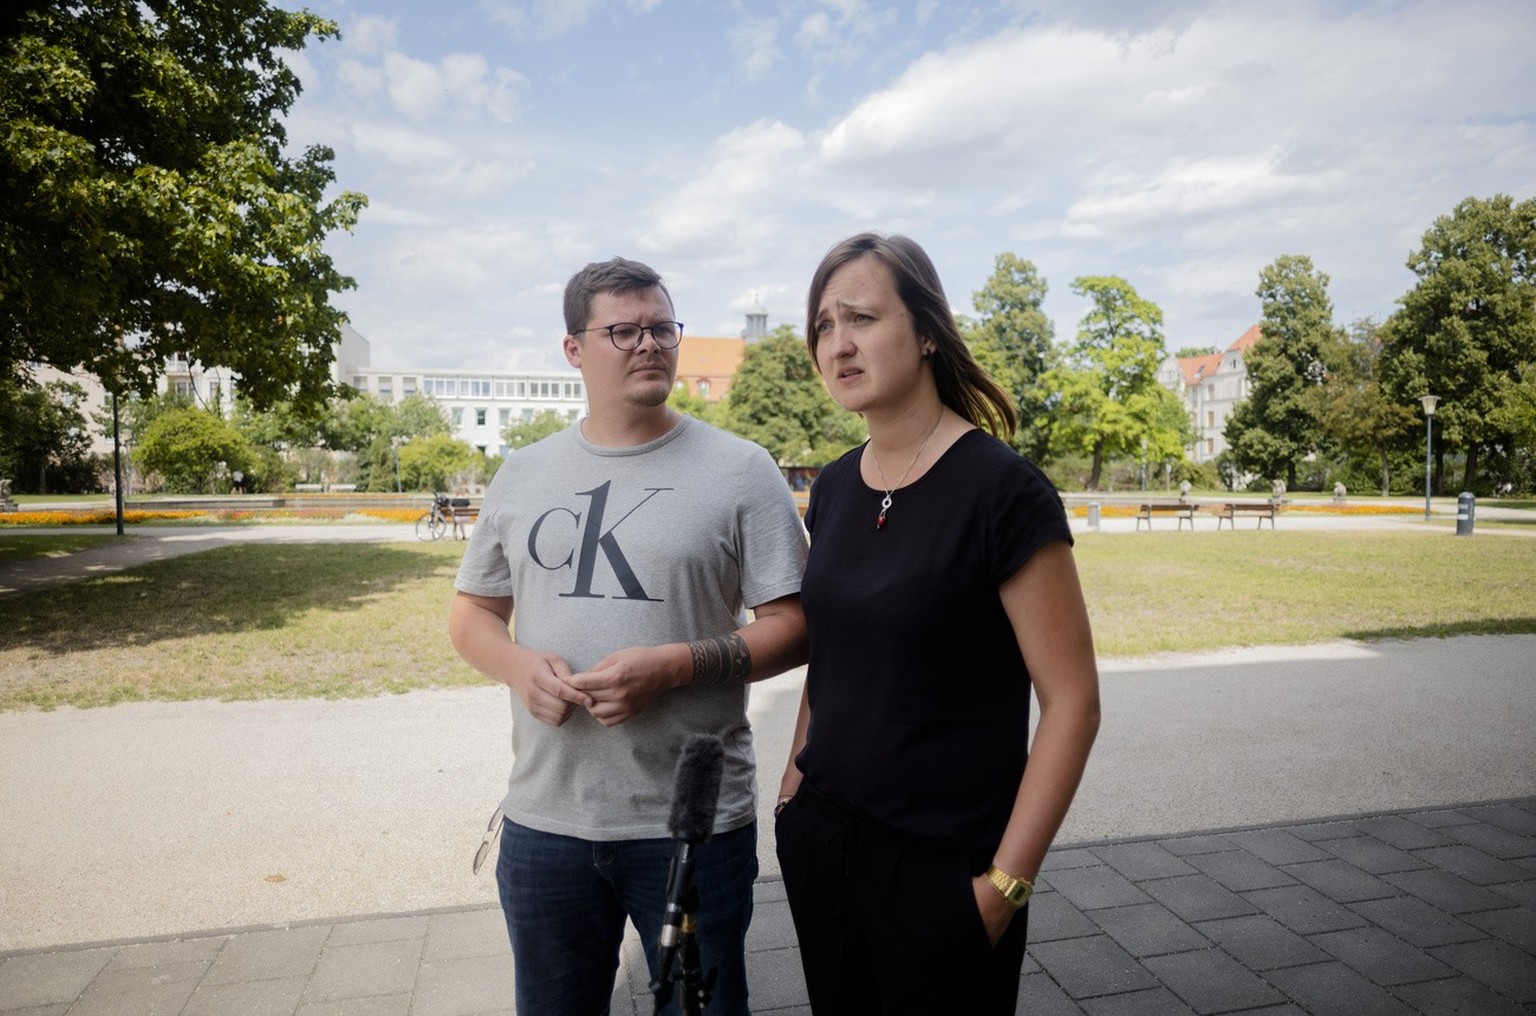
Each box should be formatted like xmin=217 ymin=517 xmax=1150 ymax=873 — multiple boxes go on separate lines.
xmin=775 ymin=233 xmax=1101 ymax=1014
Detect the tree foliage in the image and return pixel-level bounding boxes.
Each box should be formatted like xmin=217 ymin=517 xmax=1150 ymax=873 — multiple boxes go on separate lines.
xmin=1311 ymin=319 xmax=1418 ymax=495
xmin=964 ymin=253 xmax=1055 ymax=459
xmin=502 ymin=409 xmax=571 ymax=451
xmin=1225 ymin=255 xmax=1338 ymax=488
xmin=0 ymin=375 xmax=97 ymax=492
xmin=721 ymin=326 xmax=864 ymax=467
xmin=135 ymin=404 xmax=253 ymax=493
xmin=1380 ymin=194 xmax=1536 ymax=493
xmin=0 ymin=0 xmax=366 ymax=410
xmin=1042 ymin=276 xmax=1185 ymax=490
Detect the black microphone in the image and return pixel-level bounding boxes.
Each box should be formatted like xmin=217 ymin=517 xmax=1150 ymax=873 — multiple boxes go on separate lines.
xmin=655 ymin=734 xmax=724 ymax=988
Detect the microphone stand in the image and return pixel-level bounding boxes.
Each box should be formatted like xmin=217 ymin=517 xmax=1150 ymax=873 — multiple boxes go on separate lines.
xmin=651 ymin=881 xmax=713 ymax=1014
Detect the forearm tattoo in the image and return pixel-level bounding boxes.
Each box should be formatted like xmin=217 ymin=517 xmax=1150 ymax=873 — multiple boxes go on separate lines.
xmin=688 ymin=632 xmax=752 ymax=687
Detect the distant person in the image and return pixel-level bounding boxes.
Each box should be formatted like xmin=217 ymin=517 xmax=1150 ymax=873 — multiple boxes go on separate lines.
xmin=448 ymin=256 xmax=808 ymax=1015
xmin=775 ymin=233 xmax=1101 ymax=1013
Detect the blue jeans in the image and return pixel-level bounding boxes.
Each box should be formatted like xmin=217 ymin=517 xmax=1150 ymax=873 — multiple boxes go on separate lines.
xmin=496 ymin=818 xmax=758 ymax=1016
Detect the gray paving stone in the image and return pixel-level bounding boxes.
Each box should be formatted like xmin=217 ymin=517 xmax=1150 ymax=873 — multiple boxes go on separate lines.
xmin=1317 ymin=835 xmax=1432 ymax=875
xmin=1412 ymin=809 xmax=1477 ymax=829
xmin=201 ymin=924 xmax=330 ymax=985
xmin=1193 ymin=914 xmax=1329 ymax=971
xmin=1347 ymin=896 xmax=1484 ymax=949
xmin=1029 ymin=935 xmax=1160 ymax=999
xmin=1045 ymin=865 xmax=1154 ymax=911
xmin=743 ymin=948 xmax=809 ymax=1013
xmin=72 ymin=959 xmax=208 ymax=998
xmin=1281 ymin=859 xmax=1398 ymax=903
xmin=1013 ymin=971 xmax=1088 ymax=1015
xmin=1261 ymin=960 xmax=1417 ymax=1015
xmin=1184 ymin=849 xmax=1297 ymax=892
xmin=413 ymin=953 xmax=516 ymax=1016
xmin=1224 ymin=828 xmax=1334 ymax=865
xmin=302 ymin=937 xmax=423 ymax=1004
xmin=0 ymin=1004 xmax=70 ymax=1016
xmin=1428 ymin=938 xmax=1536 ymax=1003
xmin=182 ymin=974 xmax=308 ymax=1015
xmin=1088 ymin=841 xmax=1199 ymax=881
xmin=745 ymin=900 xmax=799 ymax=952
xmin=422 ymin=908 xmax=506 ymax=962
xmin=297 ymin=995 xmax=414 ymax=1016
xmin=1159 ymin=834 xmax=1234 ymax=857
xmin=1354 ymin=815 xmax=1457 ymax=851
xmin=102 ymin=936 xmax=226 ymax=971
xmin=1390 ymin=974 xmax=1532 ymax=1016
xmin=1489 ymin=879 xmax=1536 ymax=910
xmin=1087 ymin=903 xmax=1209 ymax=958
xmin=1462 ymin=802 xmax=1536 ymax=836
xmin=1028 ymin=891 xmax=1101 ymax=942
xmin=0 ymin=948 xmax=115 ymax=1009
xmin=1138 ymin=874 xmax=1257 ymax=923
xmin=1283 ymin=820 xmax=1360 ymax=842
xmin=753 ymin=877 xmax=787 ymax=903
xmin=1244 ymin=885 xmax=1370 ymax=935
xmin=1143 ymin=948 xmax=1285 ymax=1014
xmin=1462 ymin=906 xmax=1536 ymax=955
xmin=327 ymin=915 xmax=428 ymax=947
xmin=1309 ymin=926 xmax=1455 ymax=986
xmin=1385 ymin=866 xmax=1520 ymax=913
xmin=1043 ymin=847 xmax=1105 ymax=871
xmin=1079 ymin=987 xmax=1196 ymax=1015
xmin=1445 ymin=821 xmax=1536 ymax=861
xmin=1414 ymin=844 xmax=1533 ymax=885
xmin=67 ymin=972 xmax=201 ymax=1016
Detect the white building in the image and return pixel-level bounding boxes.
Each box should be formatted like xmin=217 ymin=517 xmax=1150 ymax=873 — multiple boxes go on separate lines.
xmin=336 ymin=326 xmax=586 ymax=457
xmin=1156 ymin=325 xmax=1260 ymax=463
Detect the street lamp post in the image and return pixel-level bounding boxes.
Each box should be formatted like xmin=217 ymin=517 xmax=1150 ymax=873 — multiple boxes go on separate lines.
xmin=1421 ymin=394 xmax=1439 ymax=522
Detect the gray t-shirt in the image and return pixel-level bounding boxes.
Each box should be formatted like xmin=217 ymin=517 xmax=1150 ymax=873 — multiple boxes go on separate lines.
xmin=455 ymin=415 xmax=807 ymax=840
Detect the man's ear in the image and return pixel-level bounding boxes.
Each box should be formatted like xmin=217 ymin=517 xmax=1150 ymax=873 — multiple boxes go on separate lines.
xmin=562 ymin=334 xmax=582 ymax=368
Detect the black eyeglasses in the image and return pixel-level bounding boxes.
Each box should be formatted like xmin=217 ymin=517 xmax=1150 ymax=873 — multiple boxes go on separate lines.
xmin=574 ymin=321 xmax=684 ymax=350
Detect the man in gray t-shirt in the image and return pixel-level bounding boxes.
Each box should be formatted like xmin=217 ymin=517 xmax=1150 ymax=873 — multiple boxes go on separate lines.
xmin=450 ymin=257 xmax=807 ymax=1016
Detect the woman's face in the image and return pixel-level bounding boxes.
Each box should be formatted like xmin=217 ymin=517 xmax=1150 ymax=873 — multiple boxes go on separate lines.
xmin=812 ymin=255 xmax=931 ymax=417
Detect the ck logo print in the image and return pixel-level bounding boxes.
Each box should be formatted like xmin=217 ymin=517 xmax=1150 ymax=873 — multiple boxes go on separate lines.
xmin=526 ymin=481 xmax=672 ymax=601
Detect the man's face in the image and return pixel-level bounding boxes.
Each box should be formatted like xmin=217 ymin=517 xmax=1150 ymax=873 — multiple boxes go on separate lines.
xmin=562 ymin=286 xmax=679 ymax=413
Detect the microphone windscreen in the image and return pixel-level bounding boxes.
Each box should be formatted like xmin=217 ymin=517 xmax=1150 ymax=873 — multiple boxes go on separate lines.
xmin=667 ymin=734 xmax=724 ymax=844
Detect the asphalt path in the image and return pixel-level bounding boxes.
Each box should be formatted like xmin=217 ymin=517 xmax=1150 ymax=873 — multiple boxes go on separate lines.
xmin=1 ymin=516 xmax=1532 ymax=952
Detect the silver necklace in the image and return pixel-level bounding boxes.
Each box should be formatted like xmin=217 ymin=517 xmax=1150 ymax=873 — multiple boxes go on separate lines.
xmin=869 ymin=412 xmax=943 ymax=530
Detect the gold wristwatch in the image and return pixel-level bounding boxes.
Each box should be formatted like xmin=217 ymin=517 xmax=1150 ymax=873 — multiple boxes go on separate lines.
xmin=984 ymin=865 xmax=1034 ymax=908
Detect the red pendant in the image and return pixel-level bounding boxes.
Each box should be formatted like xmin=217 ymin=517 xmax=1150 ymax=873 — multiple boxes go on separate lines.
xmin=876 ymin=513 xmax=887 ymax=529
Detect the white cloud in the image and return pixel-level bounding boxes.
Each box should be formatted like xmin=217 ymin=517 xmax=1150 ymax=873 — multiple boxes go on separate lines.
xmin=479 ymin=0 xmax=599 ymax=39
xmin=381 ymin=52 xmax=526 ymax=122
xmin=730 ymin=17 xmax=781 ymax=80
xmin=343 ymin=14 xmax=398 ymax=55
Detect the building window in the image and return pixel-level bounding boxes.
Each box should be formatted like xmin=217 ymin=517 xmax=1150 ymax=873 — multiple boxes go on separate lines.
xmin=517 ymin=381 xmax=527 ymax=397
xmin=499 ymin=408 xmax=511 ymax=427
xmin=697 ymin=380 xmax=711 ymax=398
xmin=521 ymin=408 xmax=534 ymax=421
xmin=1206 ymin=410 xmax=1215 ymax=428
xmin=475 ymin=408 xmax=487 ymax=426
xmin=1206 ymin=438 xmax=1215 ymax=455
xmin=403 ymin=377 xmax=417 ymax=396
xmin=452 ymin=408 xmax=464 ymax=426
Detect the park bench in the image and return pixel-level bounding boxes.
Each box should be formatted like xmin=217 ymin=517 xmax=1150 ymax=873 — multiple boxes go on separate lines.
xmin=1214 ymin=501 xmax=1278 ymax=530
xmin=1136 ymin=502 xmax=1199 ymax=531
xmin=448 ymin=497 xmax=479 ymax=539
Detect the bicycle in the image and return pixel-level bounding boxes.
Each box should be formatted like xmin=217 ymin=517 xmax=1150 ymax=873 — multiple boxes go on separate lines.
xmin=415 ymin=493 xmax=452 ymax=541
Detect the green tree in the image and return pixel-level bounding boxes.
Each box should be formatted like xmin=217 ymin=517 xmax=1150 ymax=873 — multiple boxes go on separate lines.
xmin=1225 ymin=255 xmax=1338 ymax=489
xmin=135 ymin=405 xmax=253 ymax=493
xmin=1041 ymin=276 xmax=1185 ymax=490
xmin=964 ymin=253 xmax=1055 ymax=459
xmin=720 ymin=326 xmax=864 ymax=467
xmin=0 ymin=375 xmax=96 ymax=492
xmin=1311 ymin=319 xmax=1418 ymax=495
xmin=502 ymin=409 xmax=571 ymax=451
xmin=667 ymin=385 xmax=717 ymax=424
xmin=1380 ymin=194 xmax=1536 ymax=493
xmin=321 ymin=392 xmax=449 ymax=491
xmin=0 ymin=0 xmax=366 ymax=410
xmin=398 ymin=432 xmax=475 ymax=493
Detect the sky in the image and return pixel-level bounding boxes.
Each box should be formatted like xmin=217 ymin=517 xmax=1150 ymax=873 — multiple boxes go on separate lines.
xmin=278 ymin=0 xmax=1536 ymax=374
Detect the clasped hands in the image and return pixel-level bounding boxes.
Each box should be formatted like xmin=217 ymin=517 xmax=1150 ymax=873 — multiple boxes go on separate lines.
xmin=512 ymin=644 xmax=687 ymax=728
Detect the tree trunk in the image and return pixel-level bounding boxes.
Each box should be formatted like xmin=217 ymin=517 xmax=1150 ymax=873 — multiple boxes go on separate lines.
xmin=1378 ymin=448 xmax=1390 ymax=497
xmin=1086 ymin=441 xmax=1104 ymax=491
xmin=1462 ymin=445 xmax=1479 ymax=493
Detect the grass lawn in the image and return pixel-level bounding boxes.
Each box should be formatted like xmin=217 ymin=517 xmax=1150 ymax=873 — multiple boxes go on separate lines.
xmin=1 ymin=529 xmax=1533 ymax=710
xmin=0 ymin=533 xmax=120 ymax=563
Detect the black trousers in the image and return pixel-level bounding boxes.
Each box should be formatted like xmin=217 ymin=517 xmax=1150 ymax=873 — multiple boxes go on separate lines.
xmin=774 ymin=784 xmax=1030 ymax=1014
